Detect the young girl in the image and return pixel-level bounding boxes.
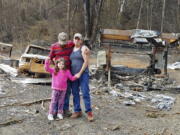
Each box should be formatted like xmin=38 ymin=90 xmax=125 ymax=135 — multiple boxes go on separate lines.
xmin=45 ymin=58 xmax=77 ymax=120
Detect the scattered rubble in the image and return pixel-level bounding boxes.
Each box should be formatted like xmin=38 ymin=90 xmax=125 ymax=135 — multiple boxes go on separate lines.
xmin=89 ymin=57 xmax=179 ymax=111
xmin=0 ymin=118 xmax=24 ymax=127
xmin=91 ymin=66 xmax=177 ymax=111
xmin=10 ymin=77 xmax=51 ymax=84
xmin=123 ymin=100 xmax=136 ymax=106
xmin=0 ymin=64 xmax=18 ymax=77
xmin=108 ymin=88 xmax=176 ymax=110
xmin=168 ymin=62 xmax=180 ymax=70
xmin=151 ymin=94 xmax=175 ymax=111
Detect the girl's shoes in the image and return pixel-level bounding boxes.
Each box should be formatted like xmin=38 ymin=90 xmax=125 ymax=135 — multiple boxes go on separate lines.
xmin=48 ymin=114 xmax=63 ymax=120
xmin=48 ymin=114 xmax=54 ymax=121
xmin=57 ymin=113 xmax=63 ymax=120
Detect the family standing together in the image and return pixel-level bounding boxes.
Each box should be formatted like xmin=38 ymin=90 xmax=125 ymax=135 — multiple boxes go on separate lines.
xmin=44 ymin=32 xmax=93 ymax=122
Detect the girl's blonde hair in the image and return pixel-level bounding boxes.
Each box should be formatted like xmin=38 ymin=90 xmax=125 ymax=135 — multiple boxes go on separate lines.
xmin=54 ymin=58 xmax=67 ymax=75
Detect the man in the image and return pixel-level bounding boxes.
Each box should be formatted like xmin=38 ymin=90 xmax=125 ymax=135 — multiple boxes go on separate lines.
xmin=49 ymin=32 xmax=74 ymax=116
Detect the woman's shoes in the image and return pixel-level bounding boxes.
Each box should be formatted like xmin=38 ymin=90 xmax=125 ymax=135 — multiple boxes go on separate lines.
xmin=70 ymin=112 xmax=82 ymax=118
xmin=63 ymin=110 xmax=72 ymax=117
xmin=87 ymin=112 xmax=94 ymax=122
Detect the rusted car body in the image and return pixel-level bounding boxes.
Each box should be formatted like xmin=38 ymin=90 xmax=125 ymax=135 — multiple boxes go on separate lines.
xmin=18 ymin=44 xmax=50 ymax=75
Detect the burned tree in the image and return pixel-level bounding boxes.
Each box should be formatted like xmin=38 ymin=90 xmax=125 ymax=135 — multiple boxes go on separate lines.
xmin=83 ymin=0 xmax=104 ymax=47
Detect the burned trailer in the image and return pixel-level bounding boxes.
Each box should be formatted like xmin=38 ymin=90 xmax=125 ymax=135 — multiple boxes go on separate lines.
xmin=97 ymin=29 xmax=171 ymax=86
xmin=18 ymin=44 xmax=50 ymax=77
xmin=98 ymin=29 xmax=168 ymax=74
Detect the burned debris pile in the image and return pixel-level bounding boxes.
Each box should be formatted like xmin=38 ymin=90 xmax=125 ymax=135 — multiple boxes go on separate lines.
xmin=89 ymin=29 xmax=180 ymax=111
xmin=90 ymin=66 xmax=177 ymax=111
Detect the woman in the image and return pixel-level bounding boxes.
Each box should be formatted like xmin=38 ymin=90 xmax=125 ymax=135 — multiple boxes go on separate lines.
xmin=70 ymin=33 xmax=94 ymax=122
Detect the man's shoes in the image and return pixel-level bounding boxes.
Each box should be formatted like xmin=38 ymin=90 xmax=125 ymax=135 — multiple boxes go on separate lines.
xmin=87 ymin=112 xmax=94 ymax=122
xmin=48 ymin=114 xmax=54 ymax=121
xmin=63 ymin=110 xmax=72 ymax=117
xmin=57 ymin=113 xmax=63 ymax=120
xmin=70 ymin=112 xmax=82 ymax=118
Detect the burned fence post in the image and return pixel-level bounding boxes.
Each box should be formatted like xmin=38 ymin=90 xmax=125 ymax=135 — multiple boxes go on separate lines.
xmin=163 ymin=42 xmax=168 ymax=75
xmin=106 ymin=45 xmax=111 ymax=87
xmin=9 ymin=47 xmax=12 ymax=58
xmin=149 ymin=46 xmax=156 ymax=75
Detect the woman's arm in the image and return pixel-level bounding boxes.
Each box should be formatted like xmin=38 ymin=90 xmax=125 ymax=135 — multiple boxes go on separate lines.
xmin=44 ymin=59 xmax=54 ymax=73
xmin=75 ymin=46 xmax=90 ymax=78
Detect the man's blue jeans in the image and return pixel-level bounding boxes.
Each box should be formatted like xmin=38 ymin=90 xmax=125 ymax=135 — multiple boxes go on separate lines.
xmin=63 ymin=81 xmax=71 ymax=111
xmin=71 ymin=71 xmax=92 ymax=113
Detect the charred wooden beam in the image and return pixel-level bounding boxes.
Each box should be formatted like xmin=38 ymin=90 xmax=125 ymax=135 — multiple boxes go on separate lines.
xmin=164 ymin=43 xmax=168 ymax=75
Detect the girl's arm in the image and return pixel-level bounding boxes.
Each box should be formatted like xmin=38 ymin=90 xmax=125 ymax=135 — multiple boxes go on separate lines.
xmin=49 ymin=46 xmax=55 ymax=65
xmin=67 ymin=70 xmax=77 ymax=81
xmin=49 ymin=46 xmax=55 ymax=61
xmin=44 ymin=59 xmax=54 ymax=73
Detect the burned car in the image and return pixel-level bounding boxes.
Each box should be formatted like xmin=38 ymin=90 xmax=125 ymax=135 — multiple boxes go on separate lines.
xmin=18 ymin=44 xmax=50 ymax=76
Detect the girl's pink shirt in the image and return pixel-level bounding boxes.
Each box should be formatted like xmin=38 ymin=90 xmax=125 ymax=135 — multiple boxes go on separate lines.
xmin=45 ymin=60 xmax=76 ymax=91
